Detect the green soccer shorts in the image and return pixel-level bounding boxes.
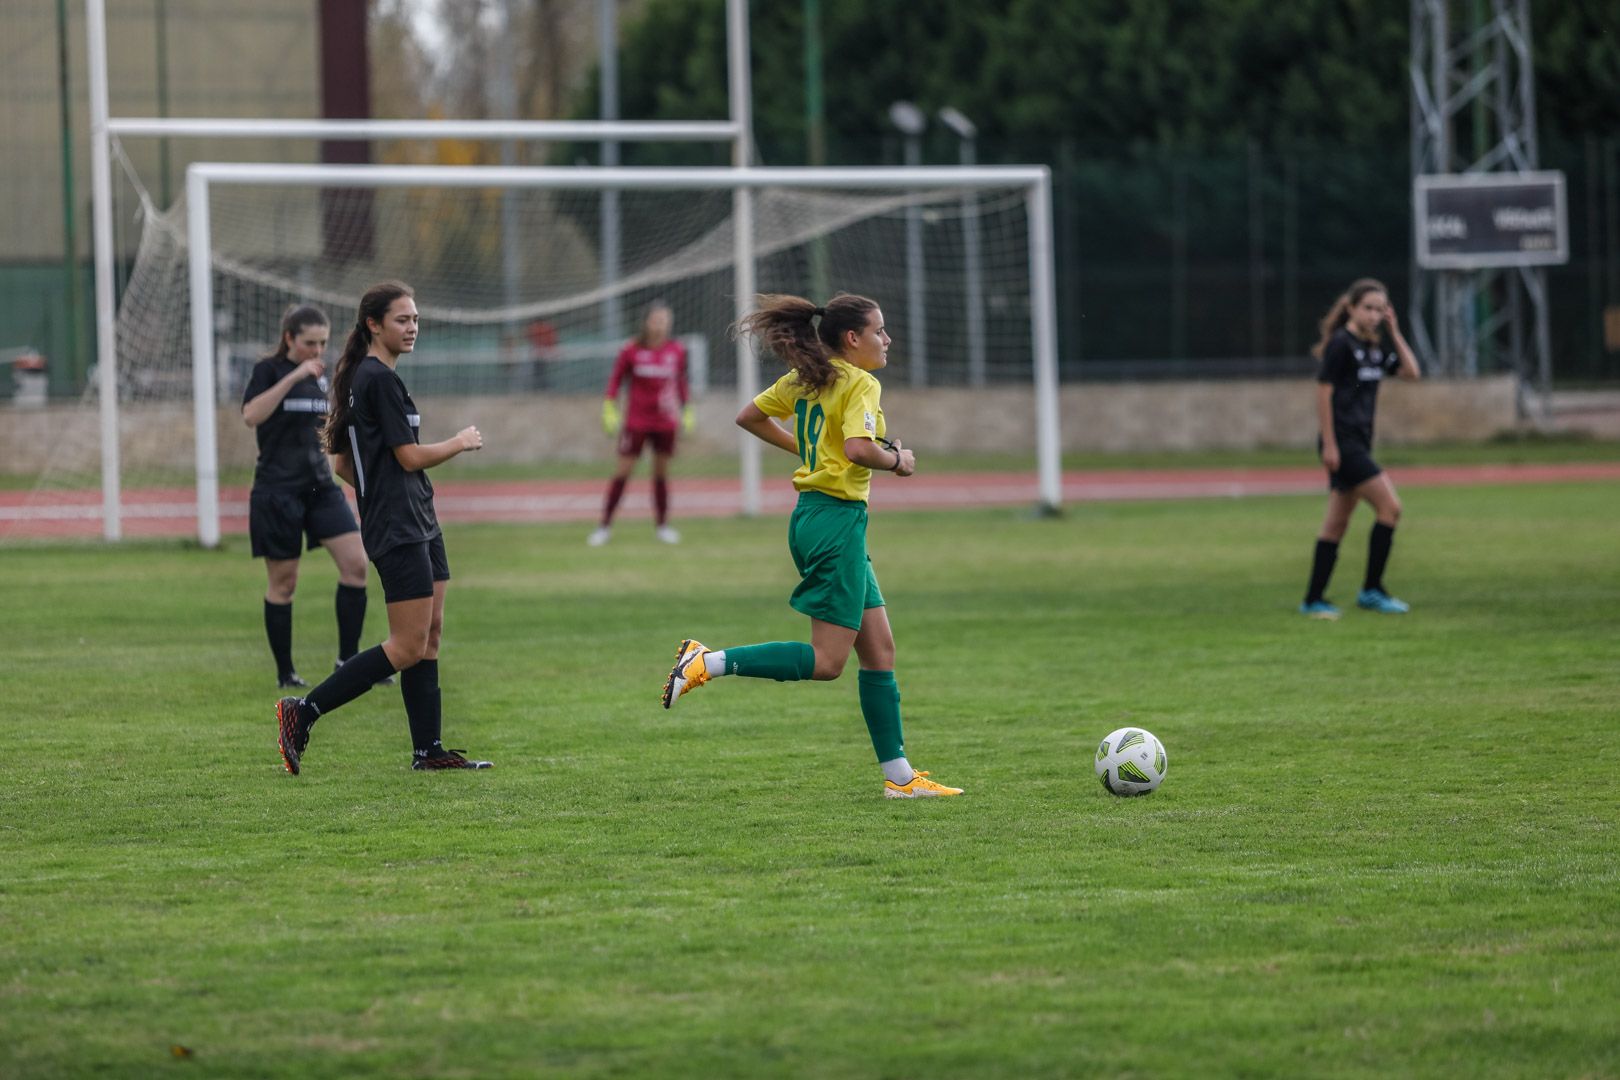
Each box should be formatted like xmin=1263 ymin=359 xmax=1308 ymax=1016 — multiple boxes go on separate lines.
xmin=786 ymin=491 xmax=885 ymax=630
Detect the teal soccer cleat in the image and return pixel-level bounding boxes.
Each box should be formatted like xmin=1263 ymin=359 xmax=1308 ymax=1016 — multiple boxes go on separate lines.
xmin=1357 ymin=588 xmax=1410 ymax=614
xmin=1299 ymin=600 xmax=1341 ymax=620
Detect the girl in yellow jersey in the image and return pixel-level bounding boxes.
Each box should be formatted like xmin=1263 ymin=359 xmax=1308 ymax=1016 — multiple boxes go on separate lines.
xmin=660 ymin=292 xmax=962 ymax=798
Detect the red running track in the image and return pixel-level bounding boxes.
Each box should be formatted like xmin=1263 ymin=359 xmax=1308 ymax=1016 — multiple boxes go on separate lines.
xmin=2 ymin=462 xmax=1616 ymax=540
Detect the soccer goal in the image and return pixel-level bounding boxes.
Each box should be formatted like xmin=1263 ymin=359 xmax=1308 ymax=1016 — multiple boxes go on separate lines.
xmin=92 ymin=160 xmax=1059 ymax=546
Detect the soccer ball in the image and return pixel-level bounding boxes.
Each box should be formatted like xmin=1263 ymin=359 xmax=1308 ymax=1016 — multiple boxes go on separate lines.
xmin=1094 ymin=727 xmax=1168 ymax=796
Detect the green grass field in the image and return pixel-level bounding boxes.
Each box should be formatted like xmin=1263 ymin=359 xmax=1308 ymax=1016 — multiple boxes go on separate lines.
xmin=3 ymin=478 xmax=1617 ymax=1078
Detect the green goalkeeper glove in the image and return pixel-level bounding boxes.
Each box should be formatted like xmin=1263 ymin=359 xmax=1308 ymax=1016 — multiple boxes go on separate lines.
xmin=682 ymin=404 xmax=696 ymax=433
xmin=601 ymin=398 xmax=621 ymax=436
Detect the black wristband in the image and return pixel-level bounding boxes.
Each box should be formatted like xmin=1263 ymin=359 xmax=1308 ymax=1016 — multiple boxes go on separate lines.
xmin=888 ymin=448 xmax=902 ymax=472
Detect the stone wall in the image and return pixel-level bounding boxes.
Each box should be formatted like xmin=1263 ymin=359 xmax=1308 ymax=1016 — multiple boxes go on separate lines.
xmin=0 ymin=375 xmax=1520 ymax=475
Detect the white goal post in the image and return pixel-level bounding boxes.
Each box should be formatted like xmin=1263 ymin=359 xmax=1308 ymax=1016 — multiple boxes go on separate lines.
xmin=180 ymin=161 xmax=1062 ymax=548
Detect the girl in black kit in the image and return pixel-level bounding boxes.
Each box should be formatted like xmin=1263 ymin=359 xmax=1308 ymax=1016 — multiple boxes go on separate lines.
xmin=275 ymin=281 xmax=492 ymax=773
xmin=1300 ymin=278 xmax=1421 ymax=619
xmin=242 ymin=305 xmax=377 ymax=689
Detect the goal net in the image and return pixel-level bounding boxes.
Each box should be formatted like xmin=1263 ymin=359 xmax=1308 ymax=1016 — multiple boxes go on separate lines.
xmin=3 ymin=161 xmax=1057 ymax=543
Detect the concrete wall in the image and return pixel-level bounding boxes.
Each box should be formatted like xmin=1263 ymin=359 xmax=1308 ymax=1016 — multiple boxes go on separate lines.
xmin=2 ymin=375 xmax=1521 ymax=476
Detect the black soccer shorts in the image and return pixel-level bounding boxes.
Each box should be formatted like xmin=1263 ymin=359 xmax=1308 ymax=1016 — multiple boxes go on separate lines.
xmin=249 ymin=483 xmax=359 ymax=560
xmin=371 ymin=534 xmax=451 ymax=604
xmin=1326 ymin=445 xmax=1383 ymax=494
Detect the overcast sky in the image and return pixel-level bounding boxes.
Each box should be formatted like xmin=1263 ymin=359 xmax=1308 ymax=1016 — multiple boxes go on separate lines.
xmin=402 ymin=0 xmax=447 ymax=65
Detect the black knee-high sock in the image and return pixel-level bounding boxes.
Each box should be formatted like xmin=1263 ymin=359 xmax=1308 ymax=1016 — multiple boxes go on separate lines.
xmin=1364 ymin=522 xmax=1395 ymax=593
xmin=1304 ymin=539 xmax=1339 ymax=604
xmin=304 ymin=644 xmax=396 ymax=717
xmin=601 ymin=477 xmax=628 ymax=526
xmin=429 ymin=673 xmax=442 ymax=747
xmin=335 ymin=584 xmax=367 ymax=661
xmin=401 ymin=658 xmax=440 ymax=752
xmin=264 ymin=600 xmax=295 ymax=678
xmin=653 ymin=477 xmax=670 ymax=525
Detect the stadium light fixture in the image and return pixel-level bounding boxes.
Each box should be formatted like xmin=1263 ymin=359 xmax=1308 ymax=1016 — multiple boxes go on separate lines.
xmin=937 ymin=106 xmax=977 ymax=144
xmin=887 ymin=100 xmax=927 ymax=137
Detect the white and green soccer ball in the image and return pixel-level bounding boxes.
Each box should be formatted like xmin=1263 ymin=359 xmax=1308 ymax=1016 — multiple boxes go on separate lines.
xmin=1094 ymin=727 xmax=1168 ymax=796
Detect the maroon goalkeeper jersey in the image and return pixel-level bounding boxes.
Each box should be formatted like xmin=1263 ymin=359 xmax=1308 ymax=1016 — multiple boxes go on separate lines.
xmin=606 ymin=338 xmax=688 ymax=431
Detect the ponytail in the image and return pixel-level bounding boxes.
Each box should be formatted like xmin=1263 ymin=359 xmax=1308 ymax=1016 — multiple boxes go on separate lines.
xmin=732 ymin=291 xmax=877 ymax=393
xmin=1311 ymin=277 xmax=1386 ymax=359
xmin=266 ymin=304 xmax=329 ymax=363
xmin=323 ymin=281 xmax=413 ymax=453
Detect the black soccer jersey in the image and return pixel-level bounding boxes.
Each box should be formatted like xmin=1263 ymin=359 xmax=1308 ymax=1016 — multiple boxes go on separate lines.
xmin=1316 ymin=327 xmax=1401 ymax=447
xmin=243 ymin=358 xmax=336 ymax=489
xmin=345 ymin=356 xmax=441 ymax=558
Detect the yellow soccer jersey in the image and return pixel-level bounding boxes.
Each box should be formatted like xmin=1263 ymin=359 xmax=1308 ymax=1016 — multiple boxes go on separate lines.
xmin=753 ymin=357 xmax=886 ymax=502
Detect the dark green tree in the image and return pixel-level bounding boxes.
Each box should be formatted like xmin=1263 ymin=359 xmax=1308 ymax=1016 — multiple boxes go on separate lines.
xmin=583 ymin=0 xmax=1616 ymax=162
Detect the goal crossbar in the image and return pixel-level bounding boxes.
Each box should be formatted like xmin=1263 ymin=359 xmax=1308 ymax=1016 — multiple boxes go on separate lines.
xmin=109 ymin=118 xmax=742 ymax=143
xmin=187 ymin=162 xmax=1052 ymax=190
xmin=182 ymin=162 xmax=1062 ymax=546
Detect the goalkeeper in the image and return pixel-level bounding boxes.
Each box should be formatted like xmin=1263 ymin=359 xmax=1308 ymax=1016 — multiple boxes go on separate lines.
xmin=588 ymin=301 xmax=692 ymax=546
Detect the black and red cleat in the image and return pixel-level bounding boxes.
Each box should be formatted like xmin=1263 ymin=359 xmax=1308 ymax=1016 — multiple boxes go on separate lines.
xmin=411 ymin=748 xmax=493 ymax=771
xmin=276 ymin=697 xmax=311 ymax=775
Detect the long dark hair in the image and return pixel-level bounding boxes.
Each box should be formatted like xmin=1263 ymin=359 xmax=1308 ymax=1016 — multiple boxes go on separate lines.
xmin=265 ymin=304 xmax=328 ymax=363
xmin=635 ymin=300 xmax=672 ymax=347
xmin=323 ymin=281 xmax=414 ymax=453
xmin=732 ymin=292 xmax=878 ymax=393
xmin=1311 ymin=278 xmax=1386 ymax=359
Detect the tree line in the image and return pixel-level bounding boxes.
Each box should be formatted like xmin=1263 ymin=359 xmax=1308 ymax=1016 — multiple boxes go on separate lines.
xmin=581 ymin=0 xmax=1620 ymax=164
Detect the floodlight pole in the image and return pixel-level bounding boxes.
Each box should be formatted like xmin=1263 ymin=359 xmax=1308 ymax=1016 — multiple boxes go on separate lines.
xmin=86 ymin=0 xmax=121 ymax=539
xmin=890 ymin=101 xmax=928 ymax=386
xmin=940 ymin=107 xmax=986 ymax=387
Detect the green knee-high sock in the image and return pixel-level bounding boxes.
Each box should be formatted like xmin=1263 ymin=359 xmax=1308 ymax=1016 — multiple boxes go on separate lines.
xmin=858 ymin=669 xmax=905 ymax=763
xmin=719 ymin=641 xmax=815 ymax=681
